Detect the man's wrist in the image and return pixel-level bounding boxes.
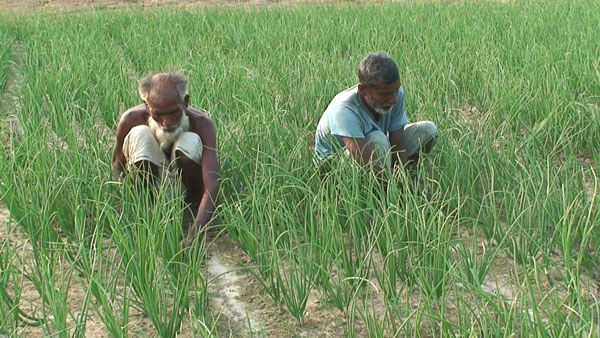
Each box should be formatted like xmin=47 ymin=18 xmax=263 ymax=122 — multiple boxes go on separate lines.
xmin=112 ymin=165 xmax=124 ymax=180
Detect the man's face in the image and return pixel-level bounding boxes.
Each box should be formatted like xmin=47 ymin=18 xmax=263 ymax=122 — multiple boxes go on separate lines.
xmin=145 ymin=87 xmax=187 ymax=132
xmin=359 ymin=79 xmax=401 ymax=115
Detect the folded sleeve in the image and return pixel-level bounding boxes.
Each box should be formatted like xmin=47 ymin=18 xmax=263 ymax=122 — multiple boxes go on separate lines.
xmin=329 ymin=106 xmax=365 ymax=139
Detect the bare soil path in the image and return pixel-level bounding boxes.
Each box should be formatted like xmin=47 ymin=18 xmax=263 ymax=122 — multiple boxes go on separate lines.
xmin=0 ymin=0 xmax=339 ymax=14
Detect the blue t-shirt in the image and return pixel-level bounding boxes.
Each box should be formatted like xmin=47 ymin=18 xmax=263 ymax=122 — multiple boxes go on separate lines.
xmin=314 ymin=85 xmax=409 ymax=164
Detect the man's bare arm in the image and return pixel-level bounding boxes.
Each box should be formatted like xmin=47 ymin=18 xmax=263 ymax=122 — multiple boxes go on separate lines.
xmin=187 ymin=121 xmax=220 ymax=245
xmin=342 ymin=136 xmax=384 ymax=173
xmin=389 ymin=128 xmax=408 ymax=169
xmin=111 ymin=119 xmax=129 ymax=180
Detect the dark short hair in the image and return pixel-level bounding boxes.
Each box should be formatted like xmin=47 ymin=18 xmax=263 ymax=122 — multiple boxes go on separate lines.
xmin=357 ymin=52 xmax=399 ymax=88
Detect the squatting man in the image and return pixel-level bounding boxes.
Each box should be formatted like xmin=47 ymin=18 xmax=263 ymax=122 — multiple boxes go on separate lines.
xmin=112 ymin=72 xmax=219 ymax=246
xmin=314 ymin=52 xmax=438 ymax=172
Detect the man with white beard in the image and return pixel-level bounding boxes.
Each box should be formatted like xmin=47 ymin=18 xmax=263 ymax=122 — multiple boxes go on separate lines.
xmin=314 ymin=53 xmax=438 ymax=172
xmin=112 ymin=72 xmax=219 ymax=246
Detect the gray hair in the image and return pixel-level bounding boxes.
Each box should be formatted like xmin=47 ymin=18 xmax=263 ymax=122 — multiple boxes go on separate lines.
xmin=357 ymin=52 xmax=399 ymax=88
xmin=139 ymin=72 xmax=189 ymax=102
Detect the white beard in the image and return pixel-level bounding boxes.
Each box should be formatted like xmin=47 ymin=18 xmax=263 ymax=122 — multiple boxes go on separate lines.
xmin=148 ymin=113 xmax=190 ymax=152
xmin=374 ymin=106 xmax=392 ymax=115
xmin=364 ymin=98 xmax=393 ymax=115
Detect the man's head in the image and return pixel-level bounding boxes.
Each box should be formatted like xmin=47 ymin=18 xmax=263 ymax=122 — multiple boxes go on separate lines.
xmin=357 ymin=53 xmax=401 ymax=115
xmin=139 ymin=72 xmax=190 ymax=132
xmin=139 ymin=72 xmax=190 ymax=151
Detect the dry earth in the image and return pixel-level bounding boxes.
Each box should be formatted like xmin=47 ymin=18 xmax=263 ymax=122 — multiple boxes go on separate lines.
xmin=0 ymin=0 xmax=360 ymax=14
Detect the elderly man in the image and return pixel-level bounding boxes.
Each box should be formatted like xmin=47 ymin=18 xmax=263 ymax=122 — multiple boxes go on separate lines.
xmin=112 ymin=72 xmax=219 ymax=246
xmin=314 ymin=52 xmax=438 ymax=172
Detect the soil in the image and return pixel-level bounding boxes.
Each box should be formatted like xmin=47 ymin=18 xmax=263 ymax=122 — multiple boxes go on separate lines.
xmin=0 ymin=0 xmax=341 ymax=14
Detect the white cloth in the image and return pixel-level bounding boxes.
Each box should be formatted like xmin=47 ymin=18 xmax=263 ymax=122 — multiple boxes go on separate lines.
xmin=123 ymin=125 xmax=203 ymax=179
xmin=360 ymin=121 xmax=438 ymax=168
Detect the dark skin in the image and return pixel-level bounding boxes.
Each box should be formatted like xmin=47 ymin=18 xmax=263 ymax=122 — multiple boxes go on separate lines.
xmin=112 ymin=84 xmax=219 ymax=246
xmin=343 ymin=79 xmax=408 ymax=172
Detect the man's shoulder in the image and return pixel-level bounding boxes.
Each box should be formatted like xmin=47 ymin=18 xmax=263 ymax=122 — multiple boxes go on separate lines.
xmin=326 ymin=86 xmax=360 ymax=116
xmin=330 ymin=85 xmax=359 ymax=106
xmin=187 ymin=107 xmax=213 ymax=123
xmin=118 ymin=104 xmax=148 ymax=127
xmin=187 ymin=107 xmax=216 ymax=133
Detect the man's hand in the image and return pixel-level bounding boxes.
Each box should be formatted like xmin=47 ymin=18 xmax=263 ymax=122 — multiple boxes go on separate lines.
xmin=112 ymin=163 xmax=124 ymax=180
xmin=179 ymin=224 xmax=199 ymax=249
xmin=342 ymin=136 xmax=385 ymax=173
xmin=389 ymin=129 xmax=408 ymax=169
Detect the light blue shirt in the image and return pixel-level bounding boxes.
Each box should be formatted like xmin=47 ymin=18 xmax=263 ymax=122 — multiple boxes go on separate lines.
xmin=314 ymin=85 xmax=409 ymax=164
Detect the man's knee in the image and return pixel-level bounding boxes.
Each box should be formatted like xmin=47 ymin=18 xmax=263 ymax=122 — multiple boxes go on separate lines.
xmin=420 ymin=121 xmax=437 ymax=153
xmin=123 ymin=125 xmax=164 ymax=168
xmin=366 ymin=130 xmax=391 ymax=168
xmin=173 ymin=132 xmax=203 ymax=165
xmin=127 ymin=125 xmax=154 ymax=144
xmin=404 ymin=121 xmax=438 ymax=156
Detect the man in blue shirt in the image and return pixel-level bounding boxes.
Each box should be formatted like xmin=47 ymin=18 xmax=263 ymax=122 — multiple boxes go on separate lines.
xmin=314 ymin=52 xmax=437 ymax=172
